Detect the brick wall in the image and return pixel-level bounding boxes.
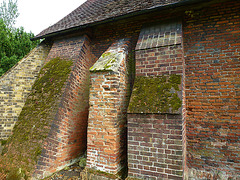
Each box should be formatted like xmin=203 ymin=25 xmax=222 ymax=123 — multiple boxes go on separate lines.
xmin=0 ymin=42 xmax=51 ymax=139
xmin=87 ymin=39 xmax=131 ymax=175
xmin=183 ymin=1 xmax=240 ymax=178
xmin=90 ymin=19 xmax=140 ymax=59
xmin=128 ymin=20 xmax=184 ymax=179
xmin=2 ymin=1 xmax=239 ymax=178
xmin=0 ymin=10 xmax=181 ymax=178
xmin=135 ymin=45 xmax=183 ymax=76
xmin=89 ymin=5 xmax=184 ymax=61
xmin=182 ymin=37 xmax=187 ymax=179
xmin=135 ymin=20 xmax=183 ymax=77
xmin=128 ymin=114 xmax=183 ymax=180
xmin=33 ymin=35 xmax=96 ymax=179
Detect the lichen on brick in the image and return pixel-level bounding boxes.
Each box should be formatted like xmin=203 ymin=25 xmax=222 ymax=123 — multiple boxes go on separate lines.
xmin=128 ymin=74 xmax=182 ymax=114
xmin=0 ymin=57 xmax=73 ymax=178
xmin=90 ymin=39 xmax=130 ymax=73
xmin=90 ymin=51 xmax=124 ymax=72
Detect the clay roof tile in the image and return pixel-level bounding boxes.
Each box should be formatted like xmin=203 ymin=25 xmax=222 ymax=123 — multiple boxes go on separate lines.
xmin=34 ymin=0 xmax=183 ymax=39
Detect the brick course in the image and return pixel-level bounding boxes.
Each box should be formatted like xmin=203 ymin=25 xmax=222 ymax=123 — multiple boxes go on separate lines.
xmin=135 ymin=45 xmax=183 ymax=76
xmin=183 ymin=1 xmax=240 ymax=178
xmin=128 ymin=114 xmax=183 ymax=180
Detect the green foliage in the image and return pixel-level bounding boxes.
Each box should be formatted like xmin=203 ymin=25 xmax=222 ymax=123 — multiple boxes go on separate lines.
xmin=128 ymin=75 xmax=182 ymax=114
xmin=0 ymin=0 xmax=19 ymax=28
xmin=0 ymin=17 xmax=39 ymax=77
xmin=79 ymin=157 xmax=86 ymax=168
xmin=0 ymin=55 xmax=18 ymax=74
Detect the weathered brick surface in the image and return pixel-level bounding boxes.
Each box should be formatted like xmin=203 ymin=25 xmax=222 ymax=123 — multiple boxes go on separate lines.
xmin=2 ymin=1 xmax=239 ymax=179
xmin=87 ymin=39 xmax=131 ymax=174
xmin=182 ymin=39 xmax=187 ymax=179
xmin=128 ymin=114 xmax=183 ymax=180
xmin=135 ymin=20 xmax=182 ymax=51
xmin=90 ymin=19 xmax=141 ymax=59
xmin=0 ymin=9 xmax=179 ymax=179
xmin=0 ymin=42 xmax=51 ymax=139
xmin=183 ymin=1 xmax=240 ymax=178
xmin=89 ymin=9 xmax=183 ymax=59
xmin=33 ymin=35 xmax=96 ymax=179
xmin=136 ymin=45 xmax=183 ymax=76
xmin=45 ymin=36 xmax=89 ymax=62
xmin=128 ymin=20 xmax=184 ymax=179
xmin=135 ymin=20 xmax=183 ymax=77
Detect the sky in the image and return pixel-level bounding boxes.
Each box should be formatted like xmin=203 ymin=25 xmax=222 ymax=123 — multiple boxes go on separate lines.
xmin=1 ymin=0 xmax=87 ymax=35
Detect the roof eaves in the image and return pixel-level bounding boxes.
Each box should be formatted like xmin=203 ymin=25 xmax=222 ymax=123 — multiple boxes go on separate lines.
xmin=31 ymin=0 xmax=211 ymax=41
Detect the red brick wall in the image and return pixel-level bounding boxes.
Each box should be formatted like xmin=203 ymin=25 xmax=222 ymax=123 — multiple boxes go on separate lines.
xmin=90 ymin=19 xmax=141 ymax=59
xmin=182 ymin=41 xmax=187 ymax=178
xmin=135 ymin=45 xmax=183 ymax=76
xmin=87 ymin=40 xmax=131 ymax=174
xmin=183 ymin=1 xmax=240 ymax=178
xmin=26 ymin=1 xmax=239 ymax=178
xmin=2 ymin=1 xmax=239 ymax=179
xmin=33 ymin=35 xmax=96 ymax=179
xmin=89 ymin=10 xmax=180 ymax=59
xmin=45 ymin=36 xmax=87 ymax=62
xmin=128 ymin=114 xmax=183 ymax=180
xmin=128 ymin=20 xmax=184 ymax=179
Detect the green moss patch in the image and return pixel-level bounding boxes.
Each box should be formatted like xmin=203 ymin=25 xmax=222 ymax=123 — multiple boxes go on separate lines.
xmin=128 ymin=75 xmax=182 ymax=114
xmin=0 ymin=57 xmax=73 ymax=179
xmin=0 ymin=140 xmax=7 ymax=146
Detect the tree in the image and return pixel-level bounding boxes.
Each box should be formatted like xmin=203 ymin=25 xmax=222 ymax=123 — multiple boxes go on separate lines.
xmin=0 ymin=1 xmax=39 ymax=77
xmin=0 ymin=0 xmax=19 ymax=28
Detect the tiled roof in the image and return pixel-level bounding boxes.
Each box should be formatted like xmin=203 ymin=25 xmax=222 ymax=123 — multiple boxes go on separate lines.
xmin=35 ymin=0 xmax=183 ymax=39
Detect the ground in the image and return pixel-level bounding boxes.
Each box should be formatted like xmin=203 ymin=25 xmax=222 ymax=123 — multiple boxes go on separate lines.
xmin=44 ymin=163 xmax=83 ymax=180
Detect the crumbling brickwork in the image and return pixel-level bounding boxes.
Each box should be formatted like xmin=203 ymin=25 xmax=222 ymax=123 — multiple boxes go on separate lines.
xmin=87 ymin=39 xmax=131 ymax=174
xmin=183 ymin=1 xmax=240 ymax=178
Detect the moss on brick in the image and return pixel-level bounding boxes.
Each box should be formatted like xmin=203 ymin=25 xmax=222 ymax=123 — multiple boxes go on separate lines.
xmin=0 ymin=57 xmax=73 ymax=179
xmin=0 ymin=140 xmax=7 ymax=146
xmin=128 ymin=74 xmax=182 ymax=114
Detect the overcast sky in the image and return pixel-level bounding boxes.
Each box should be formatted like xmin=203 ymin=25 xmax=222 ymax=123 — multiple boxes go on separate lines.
xmin=1 ymin=0 xmax=87 ymax=35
